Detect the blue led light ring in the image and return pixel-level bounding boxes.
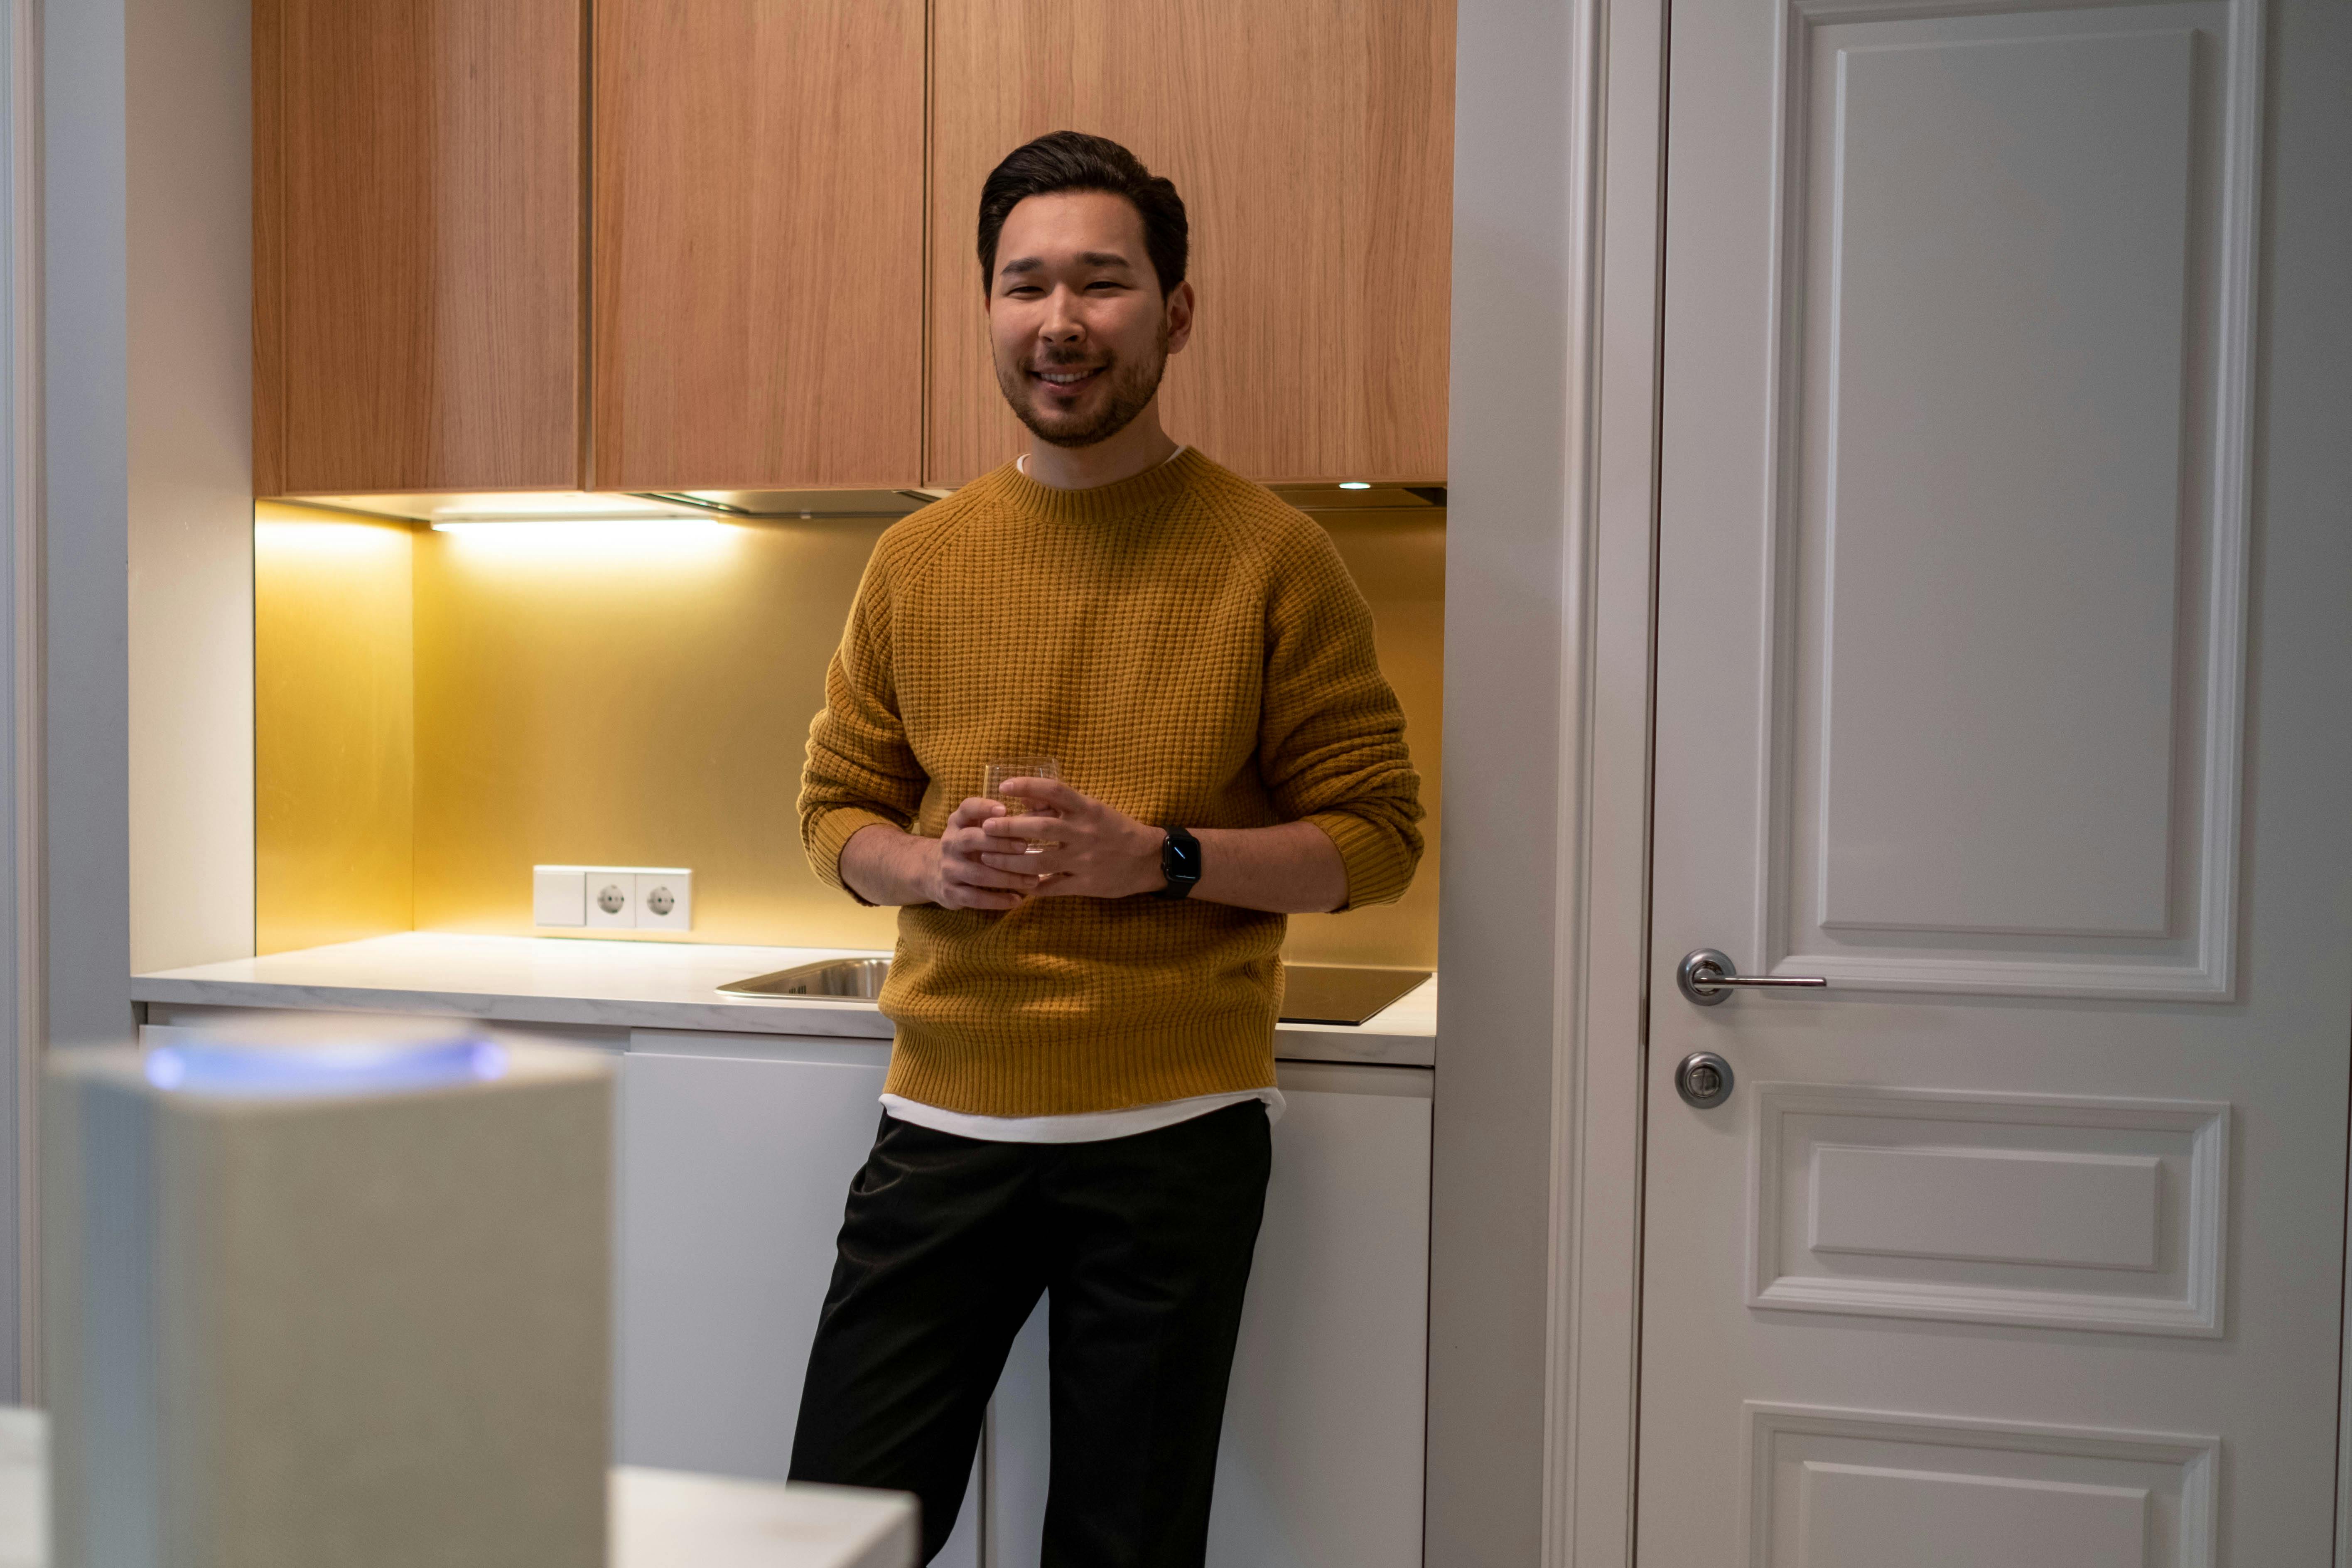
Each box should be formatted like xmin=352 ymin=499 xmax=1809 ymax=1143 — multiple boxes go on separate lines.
xmin=144 ymin=1040 xmax=507 ymax=1098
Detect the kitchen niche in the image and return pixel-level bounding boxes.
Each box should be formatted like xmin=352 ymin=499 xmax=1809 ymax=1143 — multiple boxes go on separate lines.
xmin=253 ymin=494 xmax=1444 ymax=967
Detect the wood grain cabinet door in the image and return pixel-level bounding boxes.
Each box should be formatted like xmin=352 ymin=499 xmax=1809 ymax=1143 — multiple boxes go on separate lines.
xmin=592 ymin=0 xmax=927 ymax=493
xmin=927 ymin=0 xmax=1454 ymax=487
xmin=255 ymin=0 xmax=588 ymax=496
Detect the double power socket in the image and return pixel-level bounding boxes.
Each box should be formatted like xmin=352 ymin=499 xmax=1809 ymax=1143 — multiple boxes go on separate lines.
xmin=533 ymin=865 xmax=693 ymax=932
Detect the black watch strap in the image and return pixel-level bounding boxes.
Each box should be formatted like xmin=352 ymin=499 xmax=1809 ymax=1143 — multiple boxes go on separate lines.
xmin=1155 ymin=826 xmax=1203 ymax=899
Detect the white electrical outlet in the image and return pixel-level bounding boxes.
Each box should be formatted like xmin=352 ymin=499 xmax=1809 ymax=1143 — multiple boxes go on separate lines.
xmin=585 ymin=870 xmax=638 ymax=930
xmin=536 ymin=864 xmax=692 ymax=932
xmin=635 ymin=869 xmax=693 ymax=932
xmin=532 ymin=866 xmax=587 ymax=928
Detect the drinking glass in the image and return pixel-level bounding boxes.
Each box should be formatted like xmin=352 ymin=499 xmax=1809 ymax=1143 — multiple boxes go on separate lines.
xmin=982 ymin=756 xmax=1061 ymax=854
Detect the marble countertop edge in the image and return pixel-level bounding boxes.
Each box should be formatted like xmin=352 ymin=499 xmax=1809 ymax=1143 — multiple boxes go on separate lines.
xmin=131 ymin=932 xmax=1436 ymax=1068
xmin=128 ymin=975 xmax=906 ymax=1040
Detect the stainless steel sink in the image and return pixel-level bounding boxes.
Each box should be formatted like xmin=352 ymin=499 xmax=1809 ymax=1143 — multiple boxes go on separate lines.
xmin=718 ymin=957 xmax=891 ymax=1000
xmin=716 ymin=958 xmax=1429 ymax=1025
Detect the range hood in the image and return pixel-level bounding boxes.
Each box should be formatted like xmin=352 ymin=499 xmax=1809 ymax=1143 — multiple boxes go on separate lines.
xmin=284 ymin=488 xmax=934 ymax=525
xmin=282 ymin=481 xmax=1443 ymax=526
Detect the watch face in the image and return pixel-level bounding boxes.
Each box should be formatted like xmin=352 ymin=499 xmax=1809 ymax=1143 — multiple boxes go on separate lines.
xmin=1165 ymin=833 xmax=1203 ymax=883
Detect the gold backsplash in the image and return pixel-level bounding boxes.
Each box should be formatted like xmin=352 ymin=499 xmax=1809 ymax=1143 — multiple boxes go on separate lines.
xmin=256 ymin=502 xmax=1442 ymax=967
xmin=255 ymin=503 xmax=417 ymax=953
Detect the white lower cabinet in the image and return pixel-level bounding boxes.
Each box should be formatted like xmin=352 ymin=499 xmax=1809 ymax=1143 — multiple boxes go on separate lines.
xmin=159 ymin=1013 xmax=1433 ymax=1567
xmin=611 ymin=1038 xmax=1435 ymax=1568
xmin=614 ymin=1031 xmax=981 ymax=1568
xmin=987 ymin=1060 xmax=1433 ymax=1568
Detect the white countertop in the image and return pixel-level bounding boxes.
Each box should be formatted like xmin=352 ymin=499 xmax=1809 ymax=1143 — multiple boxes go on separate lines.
xmin=133 ymin=932 xmax=1437 ymax=1067
xmin=0 ymin=1408 xmax=913 ymax=1568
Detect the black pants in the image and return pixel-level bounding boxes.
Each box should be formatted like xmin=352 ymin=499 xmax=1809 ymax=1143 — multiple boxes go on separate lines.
xmin=788 ymin=1101 xmax=1273 ymax=1567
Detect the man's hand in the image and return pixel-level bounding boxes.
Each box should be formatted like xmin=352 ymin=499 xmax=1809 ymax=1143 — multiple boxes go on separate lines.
xmin=936 ymin=796 xmax=1053 ymax=910
xmin=844 ymin=778 xmax=1348 ymax=913
xmin=978 ymin=777 xmax=1162 ymax=899
xmin=838 ymin=803 xmax=1050 ymax=910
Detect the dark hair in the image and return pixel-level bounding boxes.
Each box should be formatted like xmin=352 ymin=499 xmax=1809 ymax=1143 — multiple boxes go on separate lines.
xmin=976 ymin=131 xmax=1188 ymax=299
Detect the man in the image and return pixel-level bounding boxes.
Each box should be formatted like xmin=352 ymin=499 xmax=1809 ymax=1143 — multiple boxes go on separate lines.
xmin=788 ymin=130 xmax=1424 ymax=1567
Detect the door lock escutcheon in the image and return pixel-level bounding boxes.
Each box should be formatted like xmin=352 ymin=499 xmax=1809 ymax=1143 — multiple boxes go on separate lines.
xmin=1675 ymin=1051 xmax=1735 ymax=1109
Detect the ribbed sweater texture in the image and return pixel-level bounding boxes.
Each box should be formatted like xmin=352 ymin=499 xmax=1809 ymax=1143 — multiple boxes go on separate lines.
xmin=799 ymin=449 xmax=1425 ymax=1116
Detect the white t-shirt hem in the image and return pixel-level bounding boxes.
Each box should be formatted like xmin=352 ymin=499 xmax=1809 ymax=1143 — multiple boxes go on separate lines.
xmin=879 ymin=1085 xmax=1284 ymax=1145
xmin=1015 ymin=443 xmax=1189 ymax=479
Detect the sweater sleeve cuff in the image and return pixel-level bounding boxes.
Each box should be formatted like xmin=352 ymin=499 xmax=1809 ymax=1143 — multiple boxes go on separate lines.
xmin=1306 ymin=811 xmax=1417 ymax=911
xmin=808 ymin=808 xmax=903 ymax=906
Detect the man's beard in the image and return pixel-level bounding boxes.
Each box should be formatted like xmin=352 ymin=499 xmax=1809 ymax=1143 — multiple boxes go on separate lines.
xmin=996 ymin=324 xmax=1170 ymax=449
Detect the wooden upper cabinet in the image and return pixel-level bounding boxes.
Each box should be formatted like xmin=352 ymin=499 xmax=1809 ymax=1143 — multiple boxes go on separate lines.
xmin=592 ymin=0 xmax=927 ymax=492
xmin=254 ymin=0 xmax=587 ymax=496
xmin=926 ymin=0 xmax=1456 ymax=487
xmin=256 ymin=1 xmax=1440 ymax=496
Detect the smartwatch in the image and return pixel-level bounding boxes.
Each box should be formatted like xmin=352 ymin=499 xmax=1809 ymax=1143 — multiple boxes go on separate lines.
xmin=1155 ymin=826 xmax=1203 ymax=900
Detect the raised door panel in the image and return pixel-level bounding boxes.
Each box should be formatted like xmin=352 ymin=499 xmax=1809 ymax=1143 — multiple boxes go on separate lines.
xmin=1751 ymin=1407 xmax=2215 ymax=1568
xmin=1750 ymin=1085 xmax=2226 ymax=1335
xmin=926 ymin=0 xmax=1453 ymax=486
xmin=1760 ymin=2 xmax=2256 ymax=998
xmin=255 ymin=0 xmax=585 ymax=495
xmin=592 ymin=0 xmax=925 ymax=491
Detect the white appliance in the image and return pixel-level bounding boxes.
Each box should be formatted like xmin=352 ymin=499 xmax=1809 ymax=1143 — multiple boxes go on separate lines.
xmin=42 ymin=1028 xmax=612 ymax=1568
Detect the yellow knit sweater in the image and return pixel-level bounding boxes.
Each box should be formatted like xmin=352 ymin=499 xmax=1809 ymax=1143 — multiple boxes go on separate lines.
xmin=799 ymin=448 xmax=1424 ymax=1116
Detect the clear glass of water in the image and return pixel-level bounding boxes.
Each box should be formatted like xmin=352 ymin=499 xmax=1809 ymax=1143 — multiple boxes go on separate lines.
xmin=982 ymin=756 xmax=1061 ymax=854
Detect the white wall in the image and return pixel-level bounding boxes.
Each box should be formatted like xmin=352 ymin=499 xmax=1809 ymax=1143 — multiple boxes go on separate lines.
xmin=0 ymin=0 xmax=37 ymax=1410
xmin=17 ymin=0 xmax=249 ymax=1399
xmin=32 ymin=0 xmax=133 ymax=1405
xmin=1429 ymin=0 xmax=1582 ymax=1559
xmin=43 ymin=3 xmax=132 ymax=1054
xmin=125 ymin=0 xmax=253 ymax=976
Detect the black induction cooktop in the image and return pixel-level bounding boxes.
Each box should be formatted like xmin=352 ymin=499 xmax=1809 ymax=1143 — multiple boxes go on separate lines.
xmin=1278 ymin=965 xmax=1432 ymax=1026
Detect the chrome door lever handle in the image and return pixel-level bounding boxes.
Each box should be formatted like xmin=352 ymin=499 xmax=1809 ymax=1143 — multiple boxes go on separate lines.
xmin=1677 ymin=949 xmax=1828 ymax=1006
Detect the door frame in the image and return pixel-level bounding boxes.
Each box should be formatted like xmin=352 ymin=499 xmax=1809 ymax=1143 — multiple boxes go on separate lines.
xmin=1536 ymin=0 xmax=1667 ymax=1562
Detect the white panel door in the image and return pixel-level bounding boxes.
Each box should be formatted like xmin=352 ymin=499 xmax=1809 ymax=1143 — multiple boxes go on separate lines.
xmin=1638 ymin=0 xmax=2352 ymax=1561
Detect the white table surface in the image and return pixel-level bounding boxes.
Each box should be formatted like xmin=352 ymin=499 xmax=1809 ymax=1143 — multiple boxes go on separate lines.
xmin=610 ymin=1470 xmax=913 ymax=1568
xmin=0 ymin=1409 xmax=915 ymax=1568
xmin=133 ymin=931 xmax=1438 ymax=1067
